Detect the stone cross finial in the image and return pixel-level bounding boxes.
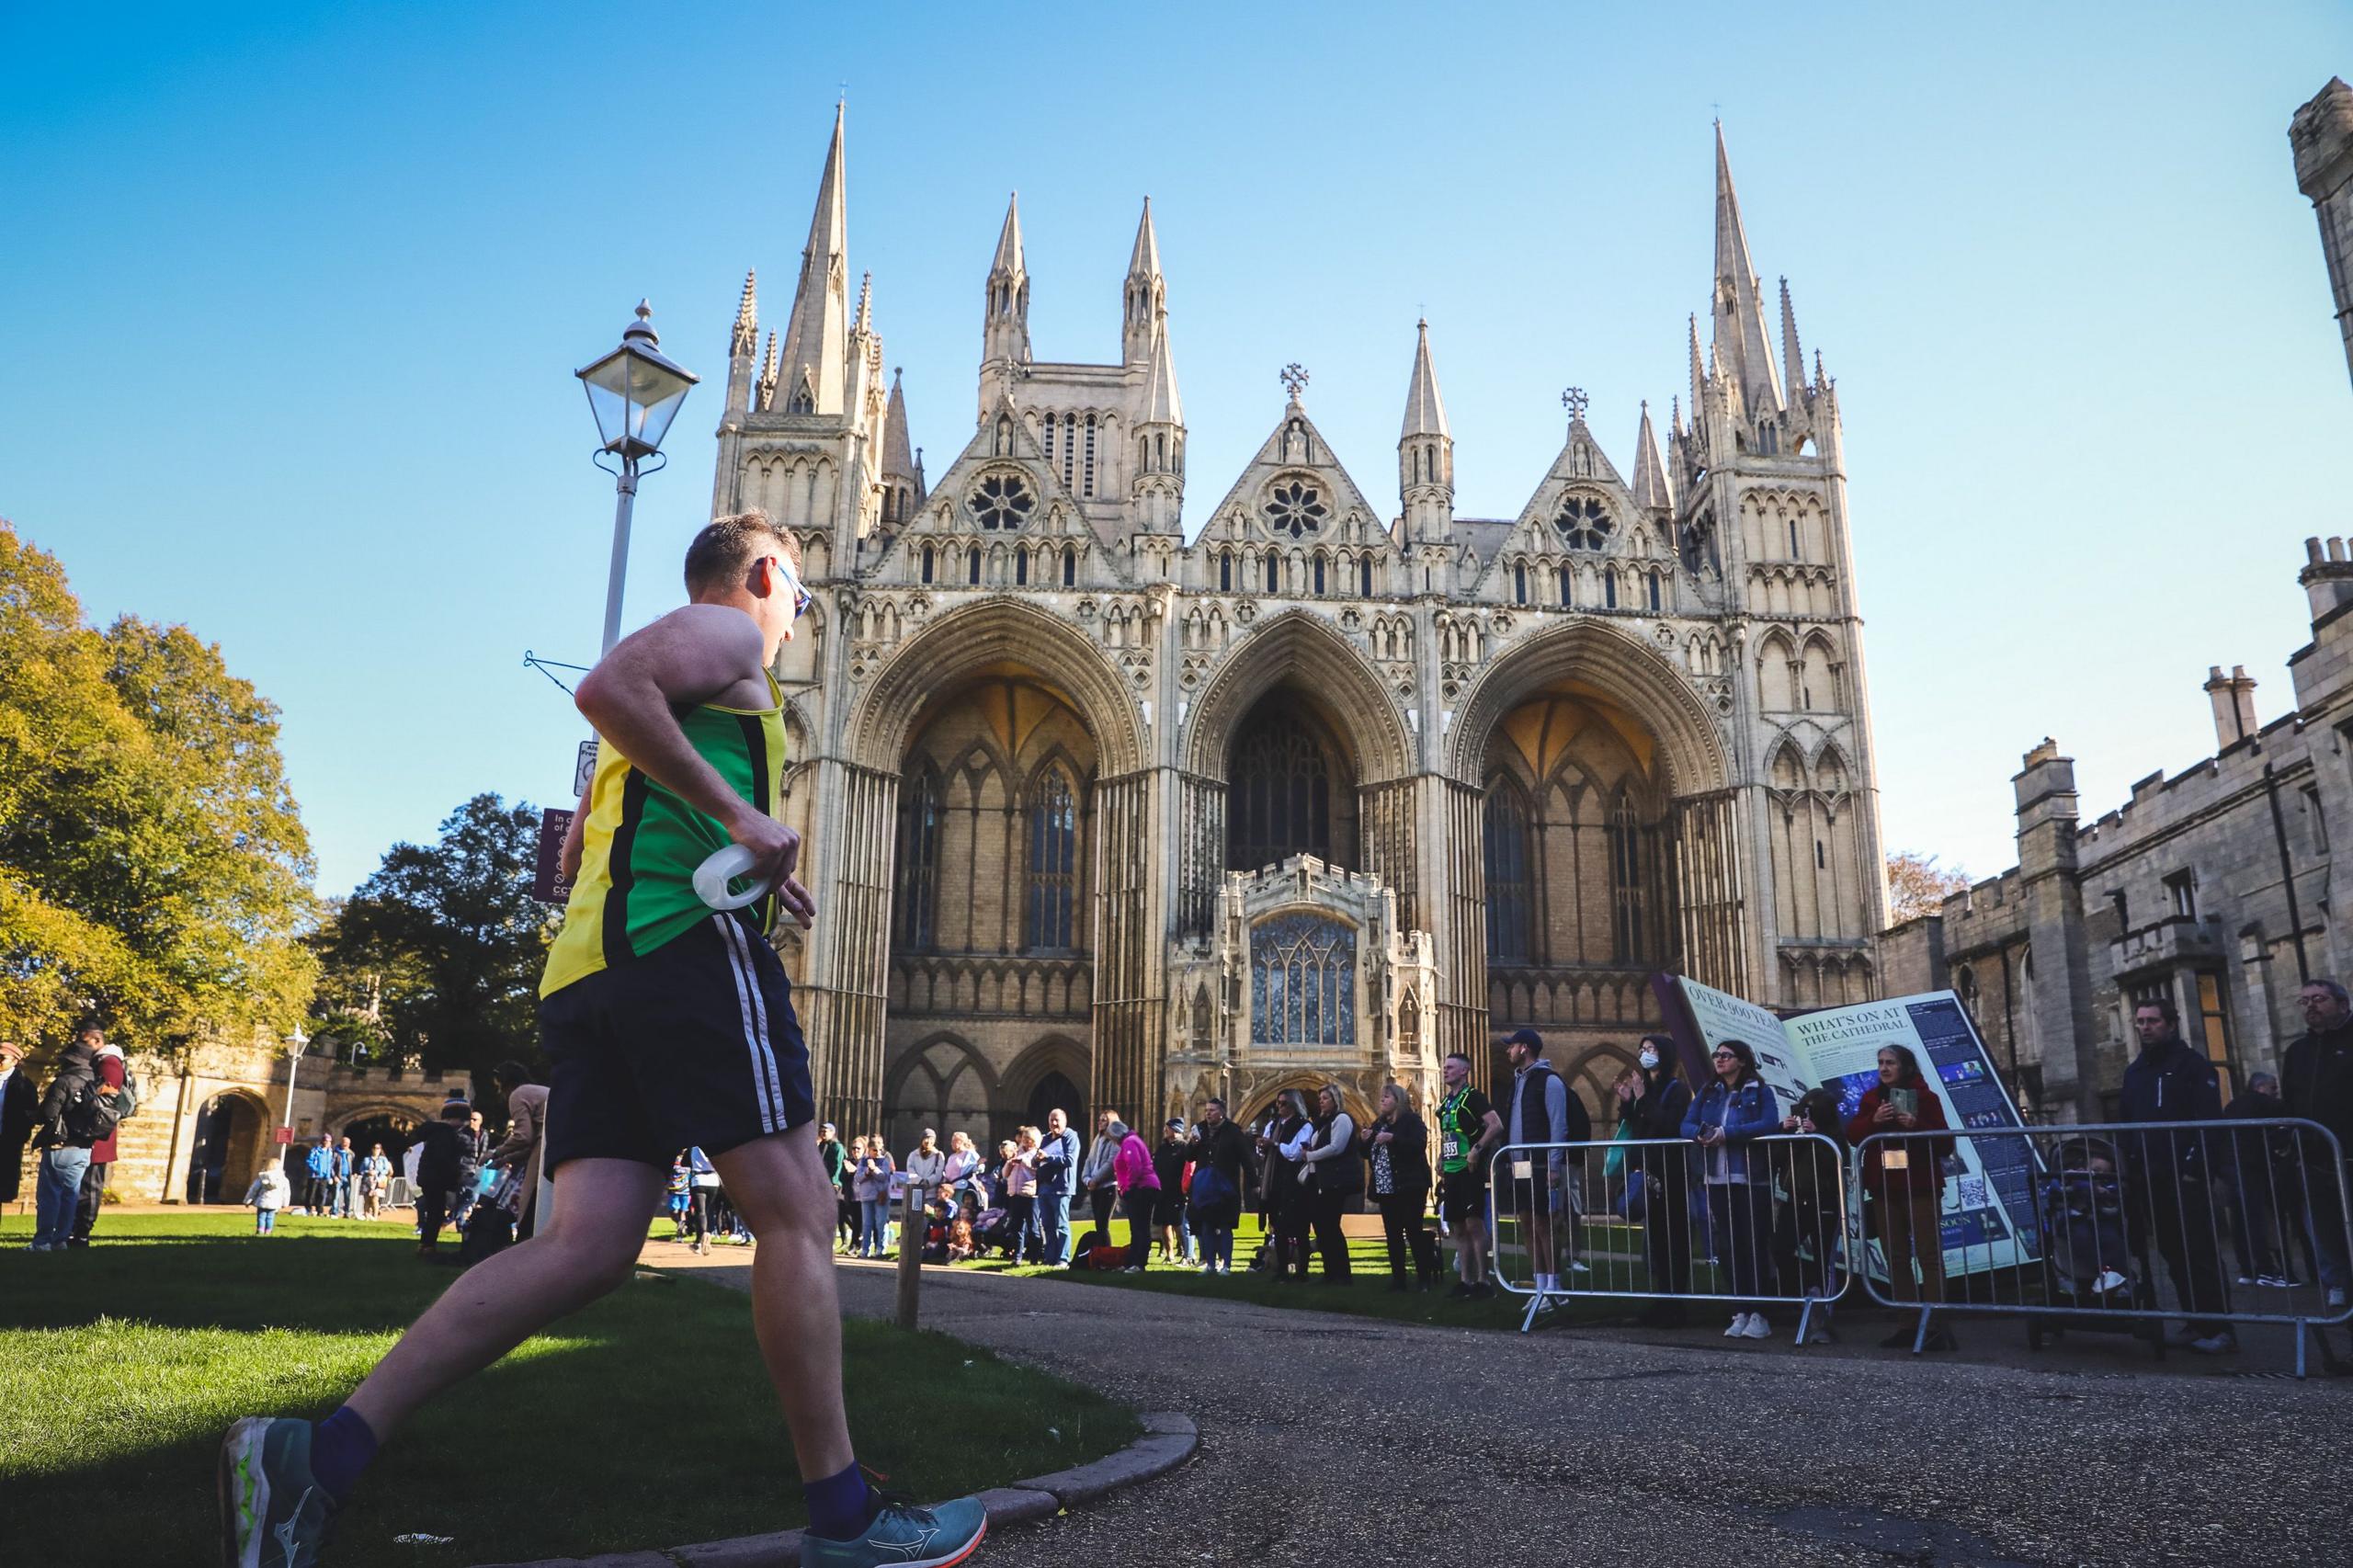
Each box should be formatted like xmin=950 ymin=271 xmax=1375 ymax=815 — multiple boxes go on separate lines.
xmin=1562 ymin=386 xmax=1589 ymax=422
xmin=1280 ymin=363 xmax=1310 ymax=402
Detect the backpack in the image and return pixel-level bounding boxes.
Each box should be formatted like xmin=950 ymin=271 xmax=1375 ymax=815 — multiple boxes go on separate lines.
xmin=61 ymin=1077 xmax=119 ymax=1145
xmin=112 ymin=1063 xmax=141 ymax=1121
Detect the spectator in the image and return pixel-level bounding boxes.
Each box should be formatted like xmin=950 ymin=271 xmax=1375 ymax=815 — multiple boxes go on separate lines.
xmin=1499 ymin=1027 xmax=1585 ymax=1306
xmin=331 ymin=1135 xmax=358 ymax=1220
xmin=938 ymin=1131 xmax=983 ymax=1211
xmin=1081 ymin=1108 xmax=1122 ymax=1242
xmin=1109 ymin=1118 xmax=1160 ymax=1272
xmin=71 ymin=1028 xmax=130 ymax=1246
xmin=449 ymin=1108 xmax=489 ymax=1231
xmin=411 ymin=1103 xmax=469 ymax=1259
xmin=489 ymin=1060 xmax=549 ymax=1241
xmin=2281 ymin=978 xmax=2353 ymax=1311
xmin=2118 ymin=1000 xmax=2234 ymax=1354
xmin=1153 ymin=1119 xmax=1194 ymax=1266
xmin=0 ymin=1039 xmax=38 ymax=1210
xmin=816 ymin=1123 xmax=847 ymax=1249
xmin=1435 ymin=1051 xmax=1502 ymax=1302
xmin=1290 ymin=1084 xmax=1361 ymax=1284
xmin=360 ymin=1144 xmax=393 ymax=1220
xmin=853 ymin=1138 xmax=895 ymax=1258
xmin=1257 ymin=1089 xmax=1314 ymax=1280
xmin=1847 ymin=1045 xmax=1958 ymax=1350
xmin=1000 ymin=1131 xmax=1040 ymax=1263
xmin=1034 ymin=1108 xmax=1081 ymax=1266
xmin=1776 ymin=1085 xmax=1848 ymax=1344
xmin=1369 ymin=1084 xmax=1440 ymax=1292
xmin=688 ymin=1145 xmax=723 ymax=1256
xmin=1617 ymin=1035 xmax=1695 ymax=1324
xmin=245 ymin=1158 xmax=291 ymax=1235
xmin=1683 ymin=1038 xmax=1781 ymax=1340
xmin=1185 ymin=1098 xmax=1252 ymax=1275
xmin=29 ymin=1028 xmax=111 ymax=1252
xmin=945 ymin=1198 xmax=979 ymax=1264
xmin=904 ymin=1128 xmax=947 ymax=1235
xmin=2218 ymin=1072 xmax=2302 ymax=1289
xmin=303 ymin=1134 xmax=335 ymax=1216
xmin=667 ymin=1152 xmax=694 ymax=1241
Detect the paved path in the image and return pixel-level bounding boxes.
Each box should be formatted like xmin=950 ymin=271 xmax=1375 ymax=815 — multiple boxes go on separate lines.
xmin=650 ymin=1246 xmax=2349 ymax=1568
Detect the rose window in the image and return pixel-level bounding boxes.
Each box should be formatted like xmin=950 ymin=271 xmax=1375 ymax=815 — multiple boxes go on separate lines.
xmin=969 ymin=472 xmax=1034 ymax=530
xmin=1554 ymin=494 xmax=1613 ymax=551
xmin=1263 ymin=479 xmax=1328 ymax=540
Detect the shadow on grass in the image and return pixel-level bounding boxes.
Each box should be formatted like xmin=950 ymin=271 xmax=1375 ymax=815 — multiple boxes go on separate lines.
xmin=2 ymin=1215 xmax=1137 ymax=1567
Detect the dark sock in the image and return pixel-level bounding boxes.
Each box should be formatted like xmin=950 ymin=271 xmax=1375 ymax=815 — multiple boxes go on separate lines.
xmin=803 ymin=1459 xmax=880 ymax=1541
xmin=308 ymin=1406 xmax=378 ymax=1503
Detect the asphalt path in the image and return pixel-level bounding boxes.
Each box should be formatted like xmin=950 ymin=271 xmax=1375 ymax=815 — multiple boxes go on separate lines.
xmin=651 ymin=1246 xmax=2353 ymax=1568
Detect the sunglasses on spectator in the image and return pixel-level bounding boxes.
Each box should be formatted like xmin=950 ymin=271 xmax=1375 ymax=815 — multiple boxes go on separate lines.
xmin=765 ymin=555 xmax=813 ymax=619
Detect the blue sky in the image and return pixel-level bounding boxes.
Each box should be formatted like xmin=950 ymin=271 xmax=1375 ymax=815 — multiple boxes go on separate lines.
xmin=6 ymin=2 xmax=2348 ymax=899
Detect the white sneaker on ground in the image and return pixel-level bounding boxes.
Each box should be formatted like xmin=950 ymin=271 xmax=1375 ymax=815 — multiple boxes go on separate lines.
xmin=1568 ymin=1260 xmax=1590 ymax=1274
xmin=2191 ymin=1331 xmax=2237 ymax=1355
xmin=1724 ymin=1313 xmax=1749 ymax=1337
xmin=1741 ymin=1313 xmax=1771 ymax=1339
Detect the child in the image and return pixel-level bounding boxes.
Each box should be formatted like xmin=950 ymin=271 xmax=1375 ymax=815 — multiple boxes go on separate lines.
xmin=668 ymin=1153 xmax=693 ymax=1241
xmin=946 ymin=1198 xmax=979 ymax=1264
xmin=245 ymin=1159 xmax=291 ymax=1235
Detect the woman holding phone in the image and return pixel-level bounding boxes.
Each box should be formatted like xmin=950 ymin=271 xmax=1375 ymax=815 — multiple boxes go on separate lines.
xmin=1847 ymin=1043 xmax=1959 ymax=1350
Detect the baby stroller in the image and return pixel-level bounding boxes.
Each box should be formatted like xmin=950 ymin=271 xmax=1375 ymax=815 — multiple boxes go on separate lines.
xmin=2029 ymin=1135 xmax=2163 ymax=1357
xmin=974 ymin=1206 xmax=1014 ymax=1256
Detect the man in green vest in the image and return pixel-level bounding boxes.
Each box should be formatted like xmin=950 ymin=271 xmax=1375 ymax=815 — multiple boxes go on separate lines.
xmin=1437 ymin=1051 xmax=1502 ymax=1301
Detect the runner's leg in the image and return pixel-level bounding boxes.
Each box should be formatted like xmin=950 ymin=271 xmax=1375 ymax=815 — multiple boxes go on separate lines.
xmin=341 ymin=1157 xmax=659 ymax=1439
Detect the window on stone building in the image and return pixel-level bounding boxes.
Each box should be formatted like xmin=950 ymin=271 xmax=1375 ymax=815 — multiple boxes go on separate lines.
xmin=1266 ymin=553 xmax=1280 ymax=593
xmin=1483 ymin=783 xmax=1533 ymax=963
xmin=1554 ymin=494 xmax=1613 ymax=551
xmin=1043 ymin=415 xmax=1055 ymax=466
xmin=1264 ymin=480 xmax=1328 ymax=540
xmin=1313 ymin=555 xmax=1327 ymax=596
xmin=971 ymin=472 xmax=1033 ymax=531
xmin=1219 ymin=550 xmax=1233 ymax=592
xmin=2306 ymin=785 xmax=2330 ymax=853
xmin=1016 ymin=550 xmax=1029 ymax=586
xmin=2165 ymin=870 xmax=2197 ymax=920
xmin=1360 ymin=556 xmax=1374 ymax=597
xmin=2194 ymin=971 xmax=2236 ymax=1096
xmin=1228 ymin=711 xmax=1336 ymax=870
xmin=1025 ymin=767 xmax=1078 ymax=950
xmin=897 ymin=770 xmax=943 ymax=949
xmin=1513 ymin=562 xmax=1528 ymax=605
xmin=1062 ymin=414 xmax=1077 ymax=489
xmin=1608 ymin=792 xmax=1648 ymax=962
xmin=1063 ymin=546 xmax=1076 ymax=586
xmin=1250 ymin=912 xmax=1357 ymax=1047
xmin=1083 ymin=415 xmax=1097 ymax=497
xmin=921 ymin=545 xmax=935 ymax=584
xmin=2109 ymin=890 xmax=2130 ymax=931
xmin=1559 ymin=565 xmax=1574 ymax=608
xmin=1647 ymin=570 xmax=1662 ymax=611
xmin=1788 ymin=517 xmax=1802 ymax=559
xmin=1603 ymin=573 xmax=1618 ymax=610
xmin=968 ymin=551 xmax=982 ymax=585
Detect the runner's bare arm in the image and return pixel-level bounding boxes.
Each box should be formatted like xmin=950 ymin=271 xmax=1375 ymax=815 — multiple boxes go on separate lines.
xmin=574 ymin=606 xmax=816 ymax=926
xmin=558 ymin=787 xmax=589 ymax=881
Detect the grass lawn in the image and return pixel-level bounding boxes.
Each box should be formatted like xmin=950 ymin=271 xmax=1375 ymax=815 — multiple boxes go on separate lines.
xmin=0 ymin=1210 xmax=1136 ymax=1567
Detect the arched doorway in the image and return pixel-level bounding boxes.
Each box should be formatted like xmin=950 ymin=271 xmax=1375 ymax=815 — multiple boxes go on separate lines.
xmin=185 ymin=1091 xmax=270 ymax=1204
xmin=337 ymin=1110 xmax=423 ymax=1206
xmin=1025 ymin=1071 xmax=1082 ymax=1132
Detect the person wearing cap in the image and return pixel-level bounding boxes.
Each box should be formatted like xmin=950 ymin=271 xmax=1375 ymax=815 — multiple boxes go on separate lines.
xmin=1153 ymin=1118 xmax=1194 ymax=1266
xmin=1500 ymin=1028 xmax=1587 ymax=1308
xmin=0 ymin=1039 xmax=37 ymax=1208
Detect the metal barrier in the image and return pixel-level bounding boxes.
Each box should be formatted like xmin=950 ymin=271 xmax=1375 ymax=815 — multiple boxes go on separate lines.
xmin=1852 ymin=1118 xmax=2353 ymax=1376
xmin=1487 ymin=1135 xmax=1852 ymax=1340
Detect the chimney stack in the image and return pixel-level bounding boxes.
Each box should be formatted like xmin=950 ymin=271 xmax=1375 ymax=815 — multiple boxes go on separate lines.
xmin=2201 ymin=665 xmax=2260 ymax=748
xmin=2304 ymin=536 xmax=2353 ymax=620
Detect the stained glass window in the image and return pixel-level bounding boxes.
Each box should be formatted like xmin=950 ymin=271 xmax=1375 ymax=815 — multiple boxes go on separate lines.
xmin=970 ymin=472 xmax=1034 ymax=530
xmin=1026 ymin=768 xmax=1077 ymax=949
xmin=1554 ymin=494 xmax=1613 ymax=551
xmin=1264 ymin=479 xmax=1329 ymax=540
xmin=1229 ymin=714 xmax=1332 ymax=870
xmin=898 ymin=771 xmax=942 ymax=949
xmin=1250 ymin=913 xmax=1356 ymax=1046
xmin=1484 ymin=784 xmax=1532 ymax=962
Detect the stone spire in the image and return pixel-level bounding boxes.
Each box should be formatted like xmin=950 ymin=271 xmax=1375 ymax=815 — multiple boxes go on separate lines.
xmin=756 ymin=330 xmax=779 ymax=412
xmin=1630 ymin=401 xmax=1674 ymax=511
xmin=777 ymin=103 xmax=849 ymax=416
xmin=723 ymin=267 xmax=760 ymax=413
xmin=1687 ymin=314 xmax=1707 ymax=434
xmin=1142 ymin=320 xmax=1183 ymax=427
xmin=1122 ymin=197 xmax=1166 ymax=365
xmin=1399 ymin=320 xmax=1454 ymax=546
xmin=1711 ymin=123 xmax=1783 ymax=418
xmin=982 ymin=191 xmax=1031 ymax=392
xmin=854 ymin=269 xmax=873 ymax=335
xmin=879 ymin=366 xmax=925 ymax=523
xmin=1399 ymin=318 xmax=1449 ymax=439
xmin=1779 ymin=276 xmax=1806 ymax=400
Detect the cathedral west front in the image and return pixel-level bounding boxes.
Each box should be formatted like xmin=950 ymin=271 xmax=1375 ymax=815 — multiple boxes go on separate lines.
xmin=715 ymin=106 xmax=1891 ymax=1151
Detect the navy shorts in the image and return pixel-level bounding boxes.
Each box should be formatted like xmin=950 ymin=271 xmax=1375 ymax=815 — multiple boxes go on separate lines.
xmin=1439 ymin=1168 xmax=1488 ymax=1227
xmin=539 ymin=912 xmax=815 ymax=1173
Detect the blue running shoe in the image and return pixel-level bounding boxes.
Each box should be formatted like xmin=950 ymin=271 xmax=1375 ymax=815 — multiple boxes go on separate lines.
xmin=219 ymin=1416 xmax=338 ymax=1568
xmin=800 ymin=1492 xmax=988 ymax=1568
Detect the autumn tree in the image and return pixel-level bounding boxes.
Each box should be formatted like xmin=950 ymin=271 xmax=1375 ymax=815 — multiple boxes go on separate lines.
xmin=1886 ymin=849 xmax=1972 ymax=925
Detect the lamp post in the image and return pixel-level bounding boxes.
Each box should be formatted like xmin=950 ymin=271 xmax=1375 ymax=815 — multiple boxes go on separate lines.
xmin=575 ymin=300 xmax=699 ymax=656
xmin=280 ymin=1028 xmax=310 ymax=1140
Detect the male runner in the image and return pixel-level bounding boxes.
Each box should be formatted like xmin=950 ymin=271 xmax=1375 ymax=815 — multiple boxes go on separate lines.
xmin=1436 ymin=1051 xmax=1502 ymax=1301
xmin=221 ymin=514 xmax=988 ymax=1568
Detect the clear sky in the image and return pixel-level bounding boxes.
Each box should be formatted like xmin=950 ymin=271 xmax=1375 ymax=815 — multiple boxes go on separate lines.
xmin=6 ymin=2 xmax=2348 ymax=899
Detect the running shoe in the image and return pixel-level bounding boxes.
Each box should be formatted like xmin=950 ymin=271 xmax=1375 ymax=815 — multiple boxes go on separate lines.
xmin=801 ymin=1493 xmax=987 ymax=1568
xmin=219 ymin=1416 xmax=336 ymax=1568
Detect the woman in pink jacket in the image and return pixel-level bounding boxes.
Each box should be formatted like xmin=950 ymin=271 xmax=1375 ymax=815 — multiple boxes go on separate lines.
xmin=1110 ymin=1119 xmax=1162 ymax=1273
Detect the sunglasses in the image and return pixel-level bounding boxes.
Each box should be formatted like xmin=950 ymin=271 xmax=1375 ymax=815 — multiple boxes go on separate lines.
xmin=1711 ymin=1050 xmax=1738 ymax=1060
xmin=766 ymin=555 xmax=814 ymax=620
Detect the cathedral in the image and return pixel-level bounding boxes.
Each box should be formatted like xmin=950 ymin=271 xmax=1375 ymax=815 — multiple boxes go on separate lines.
xmin=711 ymin=106 xmax=1890 ymax=1151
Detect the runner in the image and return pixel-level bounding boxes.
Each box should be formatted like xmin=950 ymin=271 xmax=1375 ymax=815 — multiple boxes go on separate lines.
xmin=1436 ymin=1051 xmax=1502 ymax=1301
xmin=219 ymin=513 xmax=988 ymax=1568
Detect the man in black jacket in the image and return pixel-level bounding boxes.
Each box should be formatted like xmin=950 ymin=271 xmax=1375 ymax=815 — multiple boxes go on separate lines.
xmin=2281 ymin=978 xmax=2353 ymax=1310
xmin=29 ymin=1030 xmax=110 ymax=1252
xmin=2118 ymin=1000 xmax=2233 ymax=1353
xmin=0 ymin=1040 xmax=37 ymax=1207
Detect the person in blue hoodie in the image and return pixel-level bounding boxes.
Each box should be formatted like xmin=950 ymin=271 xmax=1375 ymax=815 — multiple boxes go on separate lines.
xmin=1683 ymin=1039 xmax=1783 ymax=1339
xmin=2119 ymin=998 xmax=2234 ymax=1354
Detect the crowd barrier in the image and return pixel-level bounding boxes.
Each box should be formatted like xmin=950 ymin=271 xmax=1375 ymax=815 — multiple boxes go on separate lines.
xmin=1854 ymin=1117 xmax=2353 ymax=1376
xmin=1487 ymin=1134 xmax=1851 ymax=1340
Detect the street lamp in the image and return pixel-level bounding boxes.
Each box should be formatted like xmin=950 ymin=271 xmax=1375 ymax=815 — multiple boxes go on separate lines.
xmin=280 ymin=1028 xmax=310 ymax=1141
xmin=576 ymin=300 xmax=699 ymax=655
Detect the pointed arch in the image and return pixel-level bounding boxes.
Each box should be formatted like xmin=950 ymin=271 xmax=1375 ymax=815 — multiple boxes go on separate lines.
xmin=1183 ymin=608 xmax=1414 ymax=784
xmin=1445 ymin=619 xmax=1728 ymax=794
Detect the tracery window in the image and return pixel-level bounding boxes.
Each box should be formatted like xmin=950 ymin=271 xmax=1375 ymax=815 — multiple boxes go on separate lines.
xmin=897 ymin=770 xmax=943 ymax=948
xmin=1228 ymin=714 xmax=1332 ymax=870
xmin=1608 ymin=792 xmax=1647 ymax=961
xmin=1483 ymin=783 xmax=1533 ymax=963
xmin=920 ymin=545 xmax=935 ymax=584
xmin=1062 ymin=414 xmax=1077 ymax=489
xmin=1025 ymin=767 xmax=1078 ymax=949
xmin=1360 ymin=556 xmax=1374 ymax=597
xmin=969 ymin=472 xmax=1034 ymax=531
xmin=1264 ymin=479 xmax=1328 ymax=540
xmin=1063 ymin=546 xmax=1076 ymax=586
xmin=1558 ymin=564 xmax=1574 ymax=607
xmin=1513 ymin=562 xmax=1528 ymax=605
xmin=1219 ymin=550 xmax=1233 ymax=592
xmin=1083 ymin=415 xmax=1097 ymax=497
xmin=1554 ymin=494 xmax=1614 ymax=551
xmin=1250 ymin=913 xmax=1356 ymax=1047
xmin=1313 ymin=555 xmax=1326 ymax=596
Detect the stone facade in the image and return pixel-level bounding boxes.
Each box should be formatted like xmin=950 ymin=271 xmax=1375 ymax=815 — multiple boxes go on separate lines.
xmin=2291 ymin=77 xmax=2353 ymax=392
xmin=1879 ymin=540 xmax=2353 ymax=1120
xmin=710 ymin=108 xmax=1890 ymax=1150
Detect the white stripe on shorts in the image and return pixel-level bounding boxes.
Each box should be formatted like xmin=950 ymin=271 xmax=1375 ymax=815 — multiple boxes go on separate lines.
xmin=724 ymin=915 xmax=784 ymax=1128
xmin=713 ymin=915 xmax=781 ymax=1135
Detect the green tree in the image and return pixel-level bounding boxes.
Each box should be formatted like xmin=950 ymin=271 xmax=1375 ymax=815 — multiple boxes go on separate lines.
xmin=323 ymin=794 xmax=556 ymax=1082
xmin=0 ymin=521 xmax=316 ymax=1049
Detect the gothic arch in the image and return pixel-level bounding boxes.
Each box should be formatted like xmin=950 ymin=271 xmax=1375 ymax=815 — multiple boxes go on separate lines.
xmin=1000 ymin=1034 xmax=1093 ymax=1123
xmin=1446 ymin=619 xmax=1729 ymax=796
xmin=1182 ymin=608 xmax=1414 ymax=783
xmin=851 ymin=598 xmax=1144 ymax=775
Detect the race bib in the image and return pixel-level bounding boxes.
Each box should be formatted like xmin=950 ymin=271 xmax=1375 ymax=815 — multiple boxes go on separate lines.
xmin=1441 ymin=1134 xmax=1461 ymax=1159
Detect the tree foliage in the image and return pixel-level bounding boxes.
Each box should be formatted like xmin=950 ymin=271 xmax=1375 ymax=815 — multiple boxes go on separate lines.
xmin=318 ymin=794 xmax=557 ymax=1083
xmin=0 ymin=521 xmax=318 ymax=1051
xmin=1886 ymin=849 xmax=1972 ymax=925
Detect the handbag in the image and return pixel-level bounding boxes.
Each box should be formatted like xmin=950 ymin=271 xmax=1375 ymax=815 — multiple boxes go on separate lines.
xmin=1602 ymin=1119 xmax=1636 ymax=1182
